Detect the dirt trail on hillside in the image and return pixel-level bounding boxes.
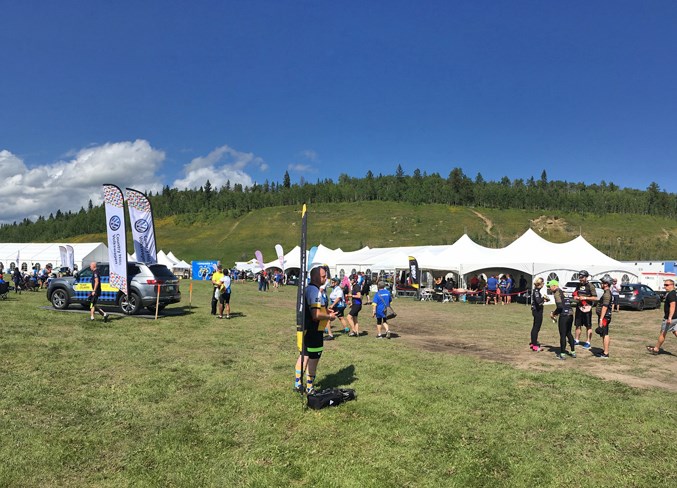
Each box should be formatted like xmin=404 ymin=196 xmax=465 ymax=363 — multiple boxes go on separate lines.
xmin=471 ymin=210 xmax=494 ymax=236
xmin=219 ymin=213 xmax=249 ymax=243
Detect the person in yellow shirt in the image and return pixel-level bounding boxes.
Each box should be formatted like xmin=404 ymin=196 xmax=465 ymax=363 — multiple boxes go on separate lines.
xmin=211 ymin=264 xmax=224 ymax=316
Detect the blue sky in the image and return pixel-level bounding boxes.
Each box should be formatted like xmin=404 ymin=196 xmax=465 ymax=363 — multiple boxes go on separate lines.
xmin=1 ymin=0 xmax=676 ymax=222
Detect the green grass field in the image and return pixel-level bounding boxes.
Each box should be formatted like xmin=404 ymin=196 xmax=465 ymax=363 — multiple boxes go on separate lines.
xmin=68 ymin=202 xmax=677 ymax=265
xmin=1 ymin=281 xmax=677 ymax=487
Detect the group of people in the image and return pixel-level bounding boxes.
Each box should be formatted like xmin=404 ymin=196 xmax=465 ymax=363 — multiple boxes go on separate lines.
xmin=484 ymin=273 xmax=521 ymax=305
xmin=294 ymin=267 xmax=392 ymax=394
xmin=529 ymin=270 xmax=677 ymax=361
xmin=0 ymin=266 xmax=53 ymax=293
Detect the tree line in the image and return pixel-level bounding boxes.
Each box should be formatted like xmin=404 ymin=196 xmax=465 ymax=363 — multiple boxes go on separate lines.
xmin=1 ymin=167 xmax=675 ymax=242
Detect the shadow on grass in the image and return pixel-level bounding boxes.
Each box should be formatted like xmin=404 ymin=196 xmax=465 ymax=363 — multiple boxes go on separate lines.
xmin=318 ymin=365 xmax=357 ymax=389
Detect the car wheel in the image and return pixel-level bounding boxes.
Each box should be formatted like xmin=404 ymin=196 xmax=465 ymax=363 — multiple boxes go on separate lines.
xmin=636 ymin=300 xmax=645 ymax=311
xmin=119 ymin=292 xmax=142 ymax=315
xmin=51 ymin=288 xmax=70 ymax=310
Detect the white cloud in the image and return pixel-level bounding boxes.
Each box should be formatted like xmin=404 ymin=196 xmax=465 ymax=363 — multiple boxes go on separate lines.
xmin=287 ymin=163 xmax=316 ymax=173
xmin=0 ymin=140 xmax=165 ymax=224
xmin=172 ymin=144 xmax=265 ymax=190
xmin=301 ymin=149 xmax=318 ymax=161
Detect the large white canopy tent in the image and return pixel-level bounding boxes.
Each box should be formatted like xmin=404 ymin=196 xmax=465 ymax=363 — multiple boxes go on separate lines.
xmin=245 ymin=229 xmax=639 ymax=288
xmin=0 ymin=242 xmax=108 ymax=272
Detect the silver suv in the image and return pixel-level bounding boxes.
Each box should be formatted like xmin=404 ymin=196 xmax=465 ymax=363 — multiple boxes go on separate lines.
xmin=47 ymin=262 xmax=181 ymax=315
xmin=560 ymin=280 xmax=604 ymax=300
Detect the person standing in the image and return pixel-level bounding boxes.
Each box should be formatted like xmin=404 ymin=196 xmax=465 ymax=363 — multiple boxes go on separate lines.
xmin=486 ymin=274 xmax=499 ymax=305
xmin=218 ymin=269 xmax=232 ymax=319
xmin=294 ymin=266 xmax=336 ymax=394
xmin=611 ymin=278 xmax=621 ymax=313
xmin=647 ymin=279 xmax=677 ymax=355
xmin=89 ymin=262 xmax=109 ymax=322
xmin=372 ymin=281 xmax=392 ymax=339
xmin=573 ymin=270 xmax=598 ymax=350
xmin=211 ymin=264 xmax=224 ymax=315
xmin=529 ymin=278 xmax=549 ymax=351
xmin=595 ymin=277 xmax=613 ymax=359
xmin=549 ymin=280 xmax=576 ymax=360
xmin=328 ymin=277 xmax=351 ymax=334
xmin=12 ymin=267 xmax=22 ymax=293
xmin=347 ymin=275 xmax=363 ymax=337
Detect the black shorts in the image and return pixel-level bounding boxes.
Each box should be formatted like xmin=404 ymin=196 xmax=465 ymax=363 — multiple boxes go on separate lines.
xmin=575 ymin=309 xmax=592 ymax=328
xmin=302 ymin=329 xmax=324 ymax=359
xmin=330 ymin=306 xmax=345 ymax=318
xmin=376 ymin=317 xmax=387 ymax=325
xmin=219 ymin=292 xmax=231 ymax=304
xmin=349 ymin=303 xmax=362 ymax=317
xmin=88 ymin=294 xmax=99 ymax=306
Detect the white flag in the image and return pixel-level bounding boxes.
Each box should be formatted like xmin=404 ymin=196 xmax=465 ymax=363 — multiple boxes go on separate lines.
xmin=103 ymin=184 xmax=128 ymax=296
xmin=16 ymin=250 xmax=19 ymax=268
xmin=275 ymin=244 xmax=285 ymax=272
xmin=59 ymin=246 xmax=68 ymax=269
xmin=66 ymin=245 xmax=75 ymax=271
xmin=125 ymin=188 xmax=157 ymax=264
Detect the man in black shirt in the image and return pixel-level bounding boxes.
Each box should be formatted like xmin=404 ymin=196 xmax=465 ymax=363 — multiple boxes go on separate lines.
xmin=647 ymin=279 xmax=676 ymax=354
xmin=89 ymin=262 xmax=109 ymax=322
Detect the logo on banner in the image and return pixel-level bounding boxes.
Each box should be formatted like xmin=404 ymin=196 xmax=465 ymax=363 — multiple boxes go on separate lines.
xmin=109 ymin=215 xmax=121 ymax=231
xmin=134 ymin=219 xmax=149 ymax=233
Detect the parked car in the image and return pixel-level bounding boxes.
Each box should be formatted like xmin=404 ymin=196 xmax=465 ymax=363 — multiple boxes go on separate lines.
xmin=47 ymin=262 xmax=181 ymax=315
xmin=617 ymin=283 xmax=662 ymax=311
xmin=560 ymin=280 xmax=604 ymax=300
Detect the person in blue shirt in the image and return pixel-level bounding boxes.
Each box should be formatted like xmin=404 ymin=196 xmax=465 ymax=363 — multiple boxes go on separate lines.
xmin=0 ymin=273 xmax=5 ymax=285
xmin=486 ymin=275 xmax=499 ymax=305
xmin=372 ymin=281 xmax=393 ymax=339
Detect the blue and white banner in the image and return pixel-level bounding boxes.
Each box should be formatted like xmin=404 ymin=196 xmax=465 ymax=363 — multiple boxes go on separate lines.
xmin=125 ymin=188 xmax=157 ymax=265
xmin=191 ymin=260 xmax=218 ymax=281
xmin=103 ymin=184 xmax=128 ymax=296
xmin=66 ymin=245 xmax=75 ymax=271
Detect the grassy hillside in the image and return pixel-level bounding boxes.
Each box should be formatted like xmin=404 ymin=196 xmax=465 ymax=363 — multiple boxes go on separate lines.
xmin=66 ymin=202 xmax=677 ymax=265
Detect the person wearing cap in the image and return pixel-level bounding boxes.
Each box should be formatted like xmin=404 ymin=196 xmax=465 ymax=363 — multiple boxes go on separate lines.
xmin=529 ymin=277 xmax=549 ymax=352
xmin=548 ymin=279 xmax=576 ymax=360
xmin=217 ymin=268 xmax=232 ymax=319
xmin=647 ymin=279 xmax=677 ymax=355
xmin=573 ymin=270 xmax=599 ymax=350
xmin=328 ymin=277 xmax=351 ymax=335
xmin=211 ymin=264 xmax=224 ymax=316
xmin=294 ymin=265 xmax=337 ymax=394
xmin=595 ymin=277 xmax=613 ymax=359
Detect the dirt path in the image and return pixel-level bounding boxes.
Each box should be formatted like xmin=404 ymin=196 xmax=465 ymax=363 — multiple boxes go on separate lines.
xmin=392 ymin=300 xmax=677 ymax=392
xmin=219 ymin=212 xmax=249 ymax=243
xmin=471 ymin=209 xmax=494 ymax=236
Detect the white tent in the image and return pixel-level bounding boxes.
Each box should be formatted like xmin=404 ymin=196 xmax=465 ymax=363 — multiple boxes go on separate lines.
xmin=0 ymin=242 xmax=108 ymax=271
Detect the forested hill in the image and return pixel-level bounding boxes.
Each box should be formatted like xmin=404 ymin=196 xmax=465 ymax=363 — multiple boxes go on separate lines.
xmin=1 ymin=168 xmax=676 ymax=264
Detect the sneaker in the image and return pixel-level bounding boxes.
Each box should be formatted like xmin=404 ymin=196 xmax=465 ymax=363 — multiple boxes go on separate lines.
xmin=568 ymin=351 xmax=577 ymax=358
xmin=306 ymin=387 xmax=316 ymax=395
xmin=90 ymin=317 xmax=94 ymax=321
xmin=385 ymin=330 xmax=391 ymax=339
xmin=376 ymin=334 xmax=384 ymax=339
xmin=348 ymin=332 xmax=356 ymax=337
xmin=531 ymin=345 xmax=541 ymax=352
xmin=325 ymin=335 xmax=334 ymax=340
xmin=344 ymin=327 xmax=350 ymax=333
xmin=555 ymin=353 xmax=566 ymax=360
xmin=103 ymin=313 xmax=109 ymax=323
xmin=218 ymin=315 xmax=223 ymax=319
xmin=226 ymin=315 xmax=230 ymax=320
xmin=582 ymin=342 xmax=591 ymax=350
xmin=597 ymin=353 xmax=609 ymax=359
xmin=573 ymin=340 xmax=580 ymax=346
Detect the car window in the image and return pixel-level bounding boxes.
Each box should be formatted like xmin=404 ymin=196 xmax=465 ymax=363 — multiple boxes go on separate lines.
xmin=79 ymin=269 xmax=93 ymax=280
xmin=128 ymin=264 xmax=142 ymax=276
xmin=98 ymin=265 xmax=109 ymax=276
xmin=149 ymin=265 xmax=176 ymax=279
xmin=620 ymin=285 xmax=634 ymax=292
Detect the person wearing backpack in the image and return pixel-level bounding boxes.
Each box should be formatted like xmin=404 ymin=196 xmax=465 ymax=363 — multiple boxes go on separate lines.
xmin=372 ymin=281 xmax=392 ymax=339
